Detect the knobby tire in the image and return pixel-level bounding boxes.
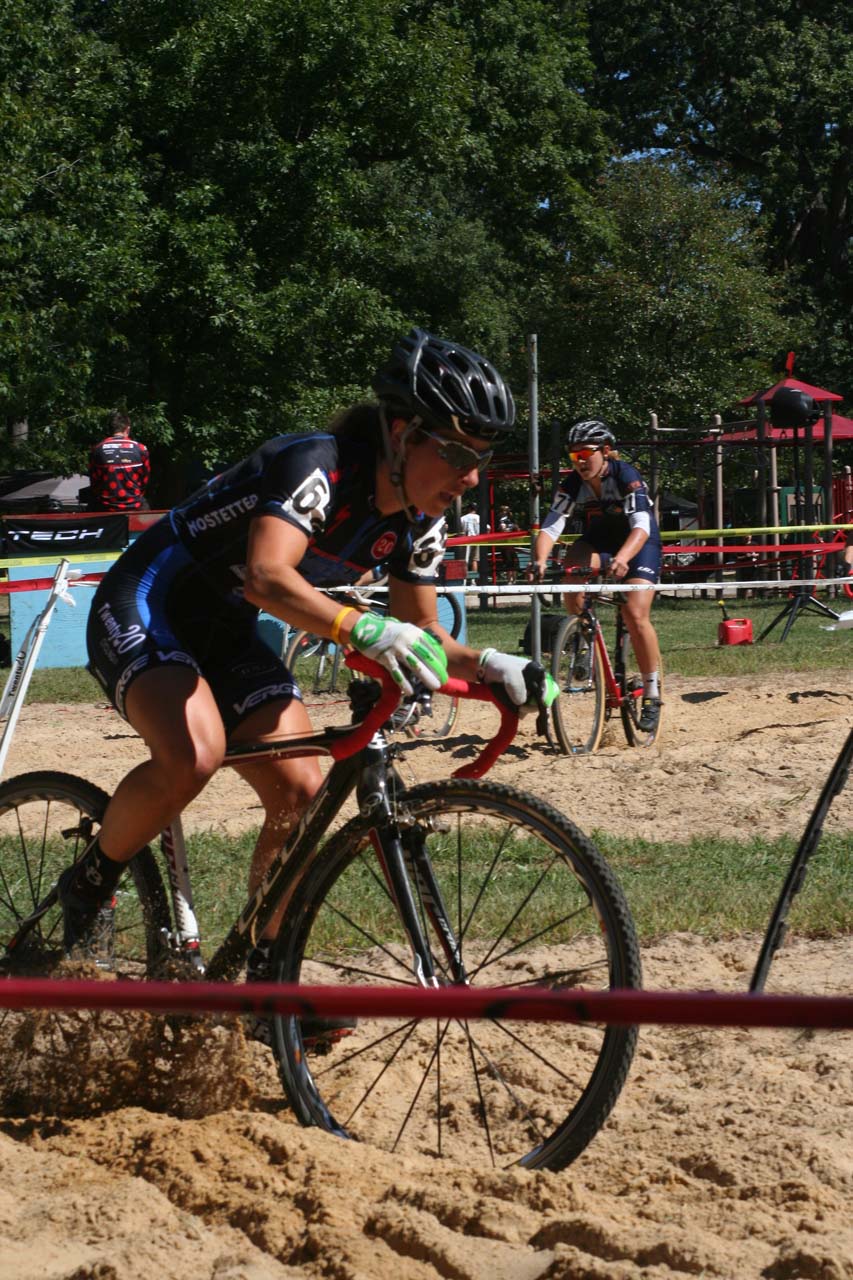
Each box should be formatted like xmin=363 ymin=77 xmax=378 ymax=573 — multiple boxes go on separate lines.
xmin=550 ymin=615 xmax=606 ymax=755
xmin=0 ymin=771 xmax=170 ymax=1005
xmin=270 ymin=778 xmax=641 ymax=1172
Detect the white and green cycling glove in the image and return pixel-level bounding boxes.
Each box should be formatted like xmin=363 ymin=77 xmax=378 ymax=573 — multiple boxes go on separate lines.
xmin=477 ymin=648 xmax=558 ymax=715
xmin=350 ymin=614 xmax=449 ymax=695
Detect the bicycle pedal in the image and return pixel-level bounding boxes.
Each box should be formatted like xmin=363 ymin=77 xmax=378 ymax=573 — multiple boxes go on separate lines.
xmin=302 ymin=1017 xmax=357 ymax=1054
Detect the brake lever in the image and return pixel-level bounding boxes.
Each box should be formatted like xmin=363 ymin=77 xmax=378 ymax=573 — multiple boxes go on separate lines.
xmin=522 ymin=662 xmax=551 ymax=737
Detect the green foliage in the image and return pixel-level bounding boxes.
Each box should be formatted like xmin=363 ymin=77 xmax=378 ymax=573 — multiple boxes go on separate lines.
xmin=0 ymin=0 xmax=154 ymax=471
xmin=1 ymin=0 xmax=604 ymax=489
xmin=586 ymin=0 xmax=853 ymax=395
xmin=1 ymin=0 xmax=850 ymax=489
xmin=537 ymin=159 xmax=798 ymax=440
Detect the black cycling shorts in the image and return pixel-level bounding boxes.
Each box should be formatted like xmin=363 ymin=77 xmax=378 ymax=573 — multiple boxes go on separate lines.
xmin=86 ymin=520 xmax=298 ymax=735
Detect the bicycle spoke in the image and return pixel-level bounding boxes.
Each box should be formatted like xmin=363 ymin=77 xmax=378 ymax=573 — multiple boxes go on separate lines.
xmin=464 ymin=1021 xmax=547 ymax=1149
xmin=458 ymin=818 xmax=515 ymax=943
xmin=390 ymin=1019 xmax=450 ymax=1153
xmin=313 ymin=1018 xmax=418 ymax=1085
xmin=344 ymin=1020 xmax=420 ymax=1130
xmin=469 ymin=900 xmax=602 ymax=983
xmin=277 ymin=779 xmax=640 ymax=1171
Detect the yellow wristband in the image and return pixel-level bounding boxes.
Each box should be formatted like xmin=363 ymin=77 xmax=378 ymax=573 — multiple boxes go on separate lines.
xmin=330 ymin=605 xmax=356 ymax=646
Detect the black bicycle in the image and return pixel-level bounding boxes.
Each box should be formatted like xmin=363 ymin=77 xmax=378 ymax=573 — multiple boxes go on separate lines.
xmin=285 ymin=582 xmax=463 ymax=739
xmin=0 ymin=657 xmax=641 ymax=1171
xmin=749 ymin=726 xmax=853 ymax=993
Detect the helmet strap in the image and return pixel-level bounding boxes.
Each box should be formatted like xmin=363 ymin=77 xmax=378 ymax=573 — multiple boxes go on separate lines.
xmin=378 ymin=403 xmax=421 ymax=521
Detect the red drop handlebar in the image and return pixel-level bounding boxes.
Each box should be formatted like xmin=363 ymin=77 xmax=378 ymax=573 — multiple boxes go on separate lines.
xmin=333 ymin=653 xmax=518 ymax=780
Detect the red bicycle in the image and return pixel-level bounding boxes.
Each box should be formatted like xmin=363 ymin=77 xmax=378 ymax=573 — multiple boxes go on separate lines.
xmin=549 ymin=572 xmax=663 ymax=755
xmin=788 ymin=529 xmax=853 ymax=600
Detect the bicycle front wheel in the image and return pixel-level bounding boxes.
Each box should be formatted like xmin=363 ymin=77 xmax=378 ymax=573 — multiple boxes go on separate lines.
xmin=286 ymin=629 xmax=350 ymax=708
xmin=0 ymin=771 xmax=169 ymax=997
xmin=272 ymin=779 xmax=641 ymax=1171
xmin=551 ymin=615 xmax=606 ymax=755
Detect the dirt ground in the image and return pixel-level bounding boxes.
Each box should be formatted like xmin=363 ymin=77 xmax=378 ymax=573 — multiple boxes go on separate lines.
xmin=1 ymin=668 xmax=852 ymax=1280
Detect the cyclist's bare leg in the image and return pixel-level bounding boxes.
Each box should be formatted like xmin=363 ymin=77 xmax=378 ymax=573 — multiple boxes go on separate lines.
xmin=229 ymin=696 xmax=323 ymax=937
xmin=620 ymin=579 xmax=660 ymax=677
xmin=561 ymin=541 xmax=604 ymax=615
xmin=98 ymin=666 xmax=228 ymax=861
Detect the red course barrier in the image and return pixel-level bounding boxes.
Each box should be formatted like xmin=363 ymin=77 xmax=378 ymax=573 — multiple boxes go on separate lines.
xmin=1 ymin=979 xmax=851 ymax=1030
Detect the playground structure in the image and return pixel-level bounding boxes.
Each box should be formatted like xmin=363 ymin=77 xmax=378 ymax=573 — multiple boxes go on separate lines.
xmin=451 ymin=347 xmax=853 ymax=626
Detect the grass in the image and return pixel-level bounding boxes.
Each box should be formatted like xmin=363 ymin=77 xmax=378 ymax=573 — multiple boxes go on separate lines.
xmin=168 ymin=826 xmax=853 ymax=953
xmin=2 ymin=590 xmax=850 ymax=949
xmin=597 ymin=830 xmax=852 ymax=941
xmin=466 ymin=593 xmax=853 ymax=677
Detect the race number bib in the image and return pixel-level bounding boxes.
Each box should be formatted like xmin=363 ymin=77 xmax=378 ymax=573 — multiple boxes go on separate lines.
xmin=408 ymin=521 xmax=447 ymax=578
xmin=280 ymin=468 xmax=332 ymax=533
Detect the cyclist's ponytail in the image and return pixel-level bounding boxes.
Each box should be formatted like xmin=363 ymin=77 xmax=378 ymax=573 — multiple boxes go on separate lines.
xmin=327 ymin=403 xmax=383 ymax=443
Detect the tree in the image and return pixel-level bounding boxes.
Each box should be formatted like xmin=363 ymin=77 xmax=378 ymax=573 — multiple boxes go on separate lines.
xmin=586 ymin=0 xmax=853 ymax=396
xmin=536 ymin=159 xmax=797 ymax=495
xmin=0 ymin=0 xmax=154 ymax=473
xmin=64 ymin=0 xmax=607 ymax=496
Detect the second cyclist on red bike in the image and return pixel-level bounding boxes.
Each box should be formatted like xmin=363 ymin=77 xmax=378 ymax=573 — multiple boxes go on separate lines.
xmin=532 ymin=418 xmax=663 ymax=734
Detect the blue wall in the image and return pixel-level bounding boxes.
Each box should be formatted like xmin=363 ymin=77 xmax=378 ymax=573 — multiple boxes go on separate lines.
xmin=10 ymin=565 xmax=465 ymax=669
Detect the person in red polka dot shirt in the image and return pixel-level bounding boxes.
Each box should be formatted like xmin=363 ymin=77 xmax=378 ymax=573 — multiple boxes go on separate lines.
xmin=87 ymin=410 xmax=151 ymax=512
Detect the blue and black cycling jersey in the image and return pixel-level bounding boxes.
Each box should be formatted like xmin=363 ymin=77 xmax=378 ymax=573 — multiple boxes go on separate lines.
xmin=541 ymin=458 xmax=661 ymax=555
xmin=86 ymin=432 xmax=448 ymax=728
xmin=170 ymin=432 xmax=446 ymax=601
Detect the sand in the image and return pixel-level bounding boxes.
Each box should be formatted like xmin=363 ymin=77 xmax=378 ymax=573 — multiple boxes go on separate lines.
xmin=0 ymin=668 xmax=851 ymax=1280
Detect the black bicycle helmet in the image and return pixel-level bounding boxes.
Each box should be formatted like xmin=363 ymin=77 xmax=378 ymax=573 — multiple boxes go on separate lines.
xmin=372 ymin=328 xmax=516 ymax=438
xmin=565 ymin=417 xmax=616 ymax=449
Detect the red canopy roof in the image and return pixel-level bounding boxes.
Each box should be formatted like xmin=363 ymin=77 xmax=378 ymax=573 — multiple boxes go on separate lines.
xmin=711 ymin=413 xmax=853 ymax=444
xmin=740 ymin=377 xmax=844 ymax=405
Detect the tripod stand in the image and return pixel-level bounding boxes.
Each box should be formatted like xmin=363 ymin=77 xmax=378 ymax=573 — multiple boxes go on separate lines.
xmin=757 ymin=554 xmax=840 ymax=642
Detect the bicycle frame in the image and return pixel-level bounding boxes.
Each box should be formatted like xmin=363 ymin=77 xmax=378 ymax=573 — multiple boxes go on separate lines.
xmin=587 ymin=597 xmax=638 ymax=718
xmin=155 ymin=657 xmax=514 ymax=987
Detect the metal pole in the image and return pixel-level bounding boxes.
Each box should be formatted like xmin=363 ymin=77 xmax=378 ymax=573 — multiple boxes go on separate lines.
xmin=755 ymin=398 xmax=768 ymax=589
xmin=755 ymin=398 xmax=767 ymax=538
xmin=477 ymin=471 xmax=490 ymax=612
xmin=649 ymin=411 xmax=660 ymax=519
xmin=769 ymin=444 xmax=781 ymax=580
xmin=527 ymin=334 xmax=541 ymax=665
xmin=713 ymin=414 xmax=724 ymax=584
xmin=803 ymin=415 xmax=816 ymax=527
xmin=822 ymin=401 xmax=835 ymax=591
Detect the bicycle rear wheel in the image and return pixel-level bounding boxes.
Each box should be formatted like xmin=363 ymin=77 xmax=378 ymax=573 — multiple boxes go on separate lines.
xmin=617 ymin=628 xmax=664 ymax=748
xmin=0 ymin=772 xmax=169 ymax=1000
xmin=272 ymin=779 xmax=641 ymax=1171
xmin=550 ymin=615 xmax=606 ymax=755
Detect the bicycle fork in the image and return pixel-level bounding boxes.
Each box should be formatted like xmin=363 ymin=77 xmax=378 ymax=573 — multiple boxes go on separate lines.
xmin=158 ymin=817 xmax=205 ymax=973
xmin=358 ymin=751 xmax=467 ymax=988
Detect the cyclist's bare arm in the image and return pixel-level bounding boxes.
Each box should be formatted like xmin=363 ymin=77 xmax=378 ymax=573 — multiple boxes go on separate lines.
xmin=388 ymin=576 xmax=480 ymax=680
xmin=530 ymin=528 xmax=557 ymax=580
xmin=243 ymin=515 xmax=364 ymax=644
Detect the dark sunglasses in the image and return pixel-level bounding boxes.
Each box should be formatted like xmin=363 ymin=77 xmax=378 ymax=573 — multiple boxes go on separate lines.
xmin=569 ymin=447 xmax=602 ymax=464
xmin=423 ymin=429 xmax=494 ymax=473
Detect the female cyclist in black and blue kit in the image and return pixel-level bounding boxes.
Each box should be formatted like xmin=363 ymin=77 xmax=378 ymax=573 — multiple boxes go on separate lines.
xmin=60 ymin=330 xmax=556 ymax=1001
xmin=533 ymin=418 xmax=662 ymax=733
